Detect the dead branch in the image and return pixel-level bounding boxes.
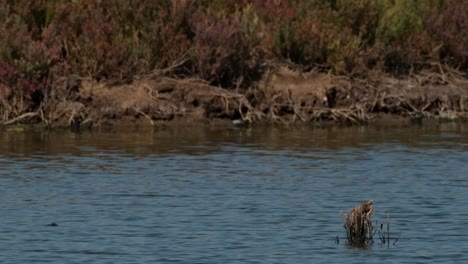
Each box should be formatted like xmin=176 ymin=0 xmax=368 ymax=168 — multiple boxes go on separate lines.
xmin=3 ymin=112 xmax=39 ymax=125
xmin=133 ymin=108 xmax=155 ymax=126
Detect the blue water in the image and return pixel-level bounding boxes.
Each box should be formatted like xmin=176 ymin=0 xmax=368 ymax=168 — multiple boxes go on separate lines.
xmin=1 ymin=123 xmax=467 ymax=263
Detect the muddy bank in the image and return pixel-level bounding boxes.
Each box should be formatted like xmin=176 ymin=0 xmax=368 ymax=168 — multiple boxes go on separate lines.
xmin=1 ymin=66 xmax=468 ymax=130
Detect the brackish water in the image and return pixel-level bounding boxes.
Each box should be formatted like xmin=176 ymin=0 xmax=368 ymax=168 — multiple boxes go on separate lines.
xmin=1 ymin=123 xmax=467 ymax=263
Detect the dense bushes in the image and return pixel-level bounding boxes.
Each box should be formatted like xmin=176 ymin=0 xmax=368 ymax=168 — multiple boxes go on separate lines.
xmin=0 ymin=0 xmax=466 ymax=100
xmin=425 ymin=0 xmax=468 ymax=68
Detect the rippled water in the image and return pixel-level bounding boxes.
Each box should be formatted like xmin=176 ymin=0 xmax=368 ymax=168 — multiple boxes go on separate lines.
xmin=1 ymin=123 xmax=467 ymax=263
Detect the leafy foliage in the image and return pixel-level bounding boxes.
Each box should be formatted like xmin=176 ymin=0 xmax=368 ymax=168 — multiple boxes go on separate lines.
xmin=0 ymin=0 xmax=466 ymax=104
xmin=190 ymin=4 xmax=260 ymax=86
xmin=425 ymin=0 xmax=468 ymax=68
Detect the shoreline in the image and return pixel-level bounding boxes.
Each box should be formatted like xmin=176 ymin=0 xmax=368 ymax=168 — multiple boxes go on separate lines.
xmin=1 ymin=2 xmax=467 ymax=130
xmin=1 ymin=66 xmax=467 ymax=130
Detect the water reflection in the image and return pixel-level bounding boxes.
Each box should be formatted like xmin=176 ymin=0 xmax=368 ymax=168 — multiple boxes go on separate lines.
xmin=1 ymin=122 xmax=467 ymax=157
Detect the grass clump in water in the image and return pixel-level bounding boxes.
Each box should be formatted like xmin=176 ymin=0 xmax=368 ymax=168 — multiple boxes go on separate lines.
xmin=343 ymin=200 xmax=375 ymax=248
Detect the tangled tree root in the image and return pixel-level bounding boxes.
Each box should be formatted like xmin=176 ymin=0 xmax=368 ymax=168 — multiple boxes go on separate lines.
xmin=1 ymin=109 xmax=50 ymax=126
xmin=1 ymin=65 xmax=466 ymax=128
xmin=266 ymin=103 xmax=370 ymax=125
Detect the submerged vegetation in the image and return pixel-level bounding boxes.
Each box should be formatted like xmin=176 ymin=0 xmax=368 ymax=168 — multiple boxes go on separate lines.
xmin=0 ymin=0 xmax=467 ymax=126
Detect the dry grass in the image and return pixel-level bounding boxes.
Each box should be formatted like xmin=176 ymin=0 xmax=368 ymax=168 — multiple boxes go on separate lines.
xmin=343 ymin=200 xmax=375 ymax=247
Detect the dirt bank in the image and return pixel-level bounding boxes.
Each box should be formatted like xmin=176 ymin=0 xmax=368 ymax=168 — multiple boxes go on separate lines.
xmin=1 ymin=66 xmax=467 ymax=130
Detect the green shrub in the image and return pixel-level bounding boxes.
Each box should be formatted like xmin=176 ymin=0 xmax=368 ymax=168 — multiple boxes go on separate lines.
xmin=190 ymin=4 xmax=260 ymax=86
xmin=425 ymin=0 xmax=468 ymax=68
xmin=0 ymin=0 xmax=466 ymax=107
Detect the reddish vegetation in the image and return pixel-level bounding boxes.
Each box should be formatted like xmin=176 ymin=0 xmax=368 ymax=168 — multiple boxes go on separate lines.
xmin=0 ymin=1 xmax=467 ymax=128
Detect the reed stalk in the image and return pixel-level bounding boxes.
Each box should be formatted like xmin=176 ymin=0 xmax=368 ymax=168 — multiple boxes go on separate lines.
xmin=343 ymin=200 xmax=375 ymax=247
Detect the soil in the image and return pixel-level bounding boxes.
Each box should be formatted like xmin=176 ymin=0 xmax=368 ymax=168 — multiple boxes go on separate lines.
xmin=2 ymin=66 xmax=468 ymax=129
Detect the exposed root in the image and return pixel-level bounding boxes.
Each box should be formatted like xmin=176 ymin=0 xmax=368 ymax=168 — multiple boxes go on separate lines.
xmin=1 ymin=66 xmax=466 ymax=128
xmin=265 ymin=102 xmax=370 ymax=124
xmin=67 ymin=106 xmax=90 ymax=131
xmin=134 ymin=108 xmax=155 ymax=126
xmin=3 ymin=112 xmax=39 ymax=125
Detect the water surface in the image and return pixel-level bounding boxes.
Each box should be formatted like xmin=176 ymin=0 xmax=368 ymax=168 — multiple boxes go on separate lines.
xmin=1 ymin=123 xmax=467 ymax=263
